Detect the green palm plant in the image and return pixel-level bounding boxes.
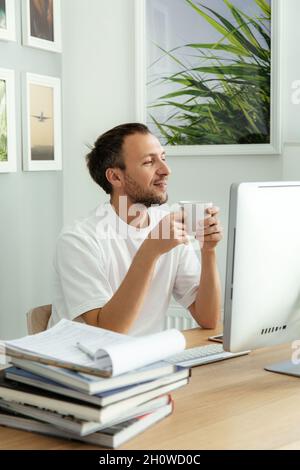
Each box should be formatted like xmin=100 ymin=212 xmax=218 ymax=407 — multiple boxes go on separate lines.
xmin=0 ymin=79 xmax=8 ymax=162
xmin=148 ymin=0 xmax=271 ymax=145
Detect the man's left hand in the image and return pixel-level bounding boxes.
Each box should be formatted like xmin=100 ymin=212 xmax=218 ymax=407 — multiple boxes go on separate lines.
xmin=195 ymin=206 xmax=223 ymax=251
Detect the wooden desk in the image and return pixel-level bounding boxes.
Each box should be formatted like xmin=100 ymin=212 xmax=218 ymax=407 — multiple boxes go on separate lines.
xmin=0 ymin=327 xmax=300 ymax=450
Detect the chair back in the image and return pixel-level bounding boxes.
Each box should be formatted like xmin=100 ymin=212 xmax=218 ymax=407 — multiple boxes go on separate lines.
xmin=26 ymin=304 xmax=51 ymax=334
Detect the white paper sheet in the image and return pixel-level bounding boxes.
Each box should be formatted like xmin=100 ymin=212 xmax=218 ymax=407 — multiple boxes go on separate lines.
xmin=5 ymin=319 xmax=186 ymax=376
xmin=100 ymin=329 xmax=186 ymax=375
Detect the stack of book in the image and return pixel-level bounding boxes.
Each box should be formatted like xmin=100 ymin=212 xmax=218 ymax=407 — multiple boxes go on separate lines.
xmin=0 ymin=320 xmax=191 ymax=448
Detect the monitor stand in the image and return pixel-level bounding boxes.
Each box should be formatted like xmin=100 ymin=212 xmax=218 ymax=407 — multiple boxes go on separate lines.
xmin=265 ymin=360 xmax=300 ymax=377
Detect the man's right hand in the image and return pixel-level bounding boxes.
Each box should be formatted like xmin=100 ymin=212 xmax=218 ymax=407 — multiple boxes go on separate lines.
xmin=83 ymin=213 xmax=187 ymax=332
xmin=142 ymin=211 xmax=189 ymax=257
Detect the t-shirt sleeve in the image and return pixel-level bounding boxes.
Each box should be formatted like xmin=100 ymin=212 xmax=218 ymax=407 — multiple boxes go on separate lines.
xmin=54 ymin=231 xmax=113 ymax=320
xmin=172 ymin=244 xmax=201 ymax=309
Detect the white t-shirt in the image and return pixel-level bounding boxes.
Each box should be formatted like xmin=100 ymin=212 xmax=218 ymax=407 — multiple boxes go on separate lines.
xmin=50 ymin=202 xmax=201 ymax=336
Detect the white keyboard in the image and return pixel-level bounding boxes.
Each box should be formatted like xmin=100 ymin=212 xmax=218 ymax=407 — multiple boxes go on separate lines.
xmin=165 ymin=343 xmax=249 ymax=367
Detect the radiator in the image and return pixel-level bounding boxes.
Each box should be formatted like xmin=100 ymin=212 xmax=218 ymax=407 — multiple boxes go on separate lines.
xmin=166 ymin=305 xmax=223 ymax=330
xmin=165 ymin=306 xmax=198 ymax=330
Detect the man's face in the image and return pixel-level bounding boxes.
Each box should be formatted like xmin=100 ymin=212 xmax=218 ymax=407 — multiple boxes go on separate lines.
xmin=119 ymin=132 xmax=171 ymax=207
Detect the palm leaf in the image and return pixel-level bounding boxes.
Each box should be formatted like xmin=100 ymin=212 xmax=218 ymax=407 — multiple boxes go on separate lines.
xmin=148 ymin=0 xmax=271 ymax=146
xmin=255 ymin=0 xmax=271 ymax=17
xmin=186 ymin=42 xmax=252 ymax=57
xmin=196 ymin=1 xmax=269 ymax=61
xmin=223 ymin=0 xmax=261 ymax=49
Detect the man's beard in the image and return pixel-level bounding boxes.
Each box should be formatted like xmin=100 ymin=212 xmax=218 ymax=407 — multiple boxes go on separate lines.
xmin=124 ymin=174 xmax=168 ymax=208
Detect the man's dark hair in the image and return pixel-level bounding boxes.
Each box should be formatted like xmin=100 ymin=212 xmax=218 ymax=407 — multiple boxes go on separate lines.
xmin=86 ymin=123 xmax=151 ymax=194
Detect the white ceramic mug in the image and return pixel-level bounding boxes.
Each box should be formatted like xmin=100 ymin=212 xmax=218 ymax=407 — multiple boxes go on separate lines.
xmin=178 ymin=201 xmax=213 ymax=237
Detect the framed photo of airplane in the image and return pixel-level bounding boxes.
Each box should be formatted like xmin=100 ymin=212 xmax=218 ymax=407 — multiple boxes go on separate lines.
xmin=22 ymin=73 xmax=62 ymax=171
xmin=0 ymin=68 xmax=16 ymax=173
xmin=22 ymin=0 xmax=62 ymax=52
xmin=0 ymin=0 xmax=16 ymax=42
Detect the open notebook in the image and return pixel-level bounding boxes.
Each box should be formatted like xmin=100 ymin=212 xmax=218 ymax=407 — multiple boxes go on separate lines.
xmin=3 ymin=319 xmax=186 ymax=378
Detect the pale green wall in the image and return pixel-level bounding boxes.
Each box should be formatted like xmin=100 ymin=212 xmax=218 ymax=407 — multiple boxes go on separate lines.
xmin=0 ymin=1 xmax=62 ymax=339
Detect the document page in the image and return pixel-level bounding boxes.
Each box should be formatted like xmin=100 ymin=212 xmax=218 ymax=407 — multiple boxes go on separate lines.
xmin=5 ymin=319 xmax=186 ymax=376
xmin=5 ymin=320 xmax=128 ymax=371
xmin=93 ymin=329 xmax=186 ymax=375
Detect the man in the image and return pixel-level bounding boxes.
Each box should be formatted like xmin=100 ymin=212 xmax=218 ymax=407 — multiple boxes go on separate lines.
xmin=50 ymin=123 xmax=223 ymax=335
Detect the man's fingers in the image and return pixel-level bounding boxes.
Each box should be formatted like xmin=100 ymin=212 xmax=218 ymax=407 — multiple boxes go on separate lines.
xmin=206 ymin=206 xmax=220 ymax=216
xmin=198 ymin=216 xmax=218 ymax=228
xmin=203 ymin=233 xmax=223 ymax=242
xmin=172 ymin=211 xmax=185 ymax=222
xmin=175 ymin=228 xmax=188 ymax=238
xmin=203 ymin=224 xmax=222 ymax=235
xmin=173 ymin=220 xmax=187 ymax=232
xmin=196 ymin=224 xmax=223 ymax=241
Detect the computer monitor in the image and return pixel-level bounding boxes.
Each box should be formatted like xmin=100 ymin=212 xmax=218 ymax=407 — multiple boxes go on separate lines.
xmin=223 ymin=182 xmax=300 ymax=375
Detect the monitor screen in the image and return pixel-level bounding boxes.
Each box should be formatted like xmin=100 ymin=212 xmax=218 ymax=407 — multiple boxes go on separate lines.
xmin=223 ymin=182 xmax=300 ymax=353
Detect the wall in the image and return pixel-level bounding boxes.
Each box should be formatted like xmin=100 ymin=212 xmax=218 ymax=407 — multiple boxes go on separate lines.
xmin=61 ymin=0 xmax=136 ymax=224
xmin=0 ymin=0 xmax=62 ymax=339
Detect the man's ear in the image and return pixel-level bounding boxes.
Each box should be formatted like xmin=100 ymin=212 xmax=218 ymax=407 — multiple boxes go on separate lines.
xmin=105 ymin=168 xmax=124 ymax=190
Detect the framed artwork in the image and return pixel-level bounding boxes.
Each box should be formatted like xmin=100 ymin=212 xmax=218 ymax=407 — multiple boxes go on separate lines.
xmin=22 ymin=0 xmax=62 ymax=52
xmin=0 ymin=68 xmax=16 ymax=173
xmin=135 ymin=0 xmax=281 ymax=156
xmin=22 ymin=73 xmax=62 ymax=171
xmin=0 ymin=0 xmax=16 ymax=41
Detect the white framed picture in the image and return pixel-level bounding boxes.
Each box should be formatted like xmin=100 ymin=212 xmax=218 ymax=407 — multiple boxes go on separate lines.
xmin=0 ymin=0 xmax=16 ymax=42
xmin=22 ymin=0 xmax=62 ymax=52
xmin=22 ymin=73 xmax=62 ymax=171
xmin=0 ymin=68 xmax=17 ymax=173
xmin=135 ymin=0 xmax=282 ymax=156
